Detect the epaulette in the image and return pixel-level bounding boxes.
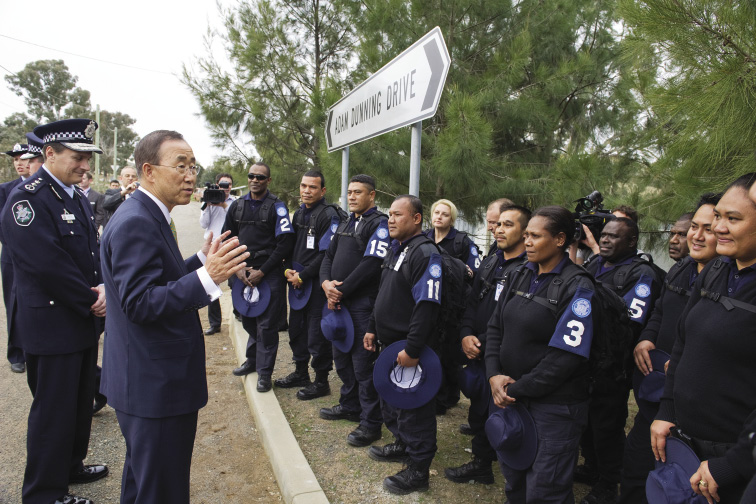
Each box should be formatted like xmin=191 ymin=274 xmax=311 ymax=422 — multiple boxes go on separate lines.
xmin=19 ymin=177 xmax=46 ymax=193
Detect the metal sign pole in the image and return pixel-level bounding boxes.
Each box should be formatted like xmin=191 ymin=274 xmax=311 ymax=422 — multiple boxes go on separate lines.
xmin=409 ymin=121 xmax=421 ymax=196
xmin=341 ymin=146 xmax=349 ymax=210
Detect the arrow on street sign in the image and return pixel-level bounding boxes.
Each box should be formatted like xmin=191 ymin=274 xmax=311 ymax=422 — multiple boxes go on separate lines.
xmin=325 ymin=27 xmax=451 ymax=152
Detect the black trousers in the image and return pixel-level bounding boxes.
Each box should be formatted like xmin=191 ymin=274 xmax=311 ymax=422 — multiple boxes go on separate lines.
xmin=580 ymin=387 xmax=630 ymax=485
xmin=286 ymin=288 xmax=332 ymax=372
xmin=2 ymin=258 xmax=24 ymax=364
xmin=23 ymin=346 xmax=97 ymax=504
xmin=619 ymin=395 xmax=656 ymax=504
xmin=381 ymin=397 xmax=437 ymax=470
xmin=116 ymin=409 xmax=198 ymax=504
xmin=207 ymin=298 xmax=221 ymax=329
xmin=242 ymin=273 xmax=286 ymax=377
xmin=468 ymin=389 xmax=497 ymax=462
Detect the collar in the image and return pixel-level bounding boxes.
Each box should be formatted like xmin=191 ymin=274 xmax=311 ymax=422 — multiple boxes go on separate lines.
xmin=243 ymin=190 xmax=270 ymax=202
xmin=350 ymin=206 xmax=377 ymax=221
xmin=390 ymin=232 xmax=426 ymax=255
xmin=526 ymin=253 xmax=571 ymax=276
xmin=80 ymin=186 xmax=91 ymax=196
xmin=138 ymin=187 xmax=171 ymax=224
xmin=42 ymin=165 xmax=75 ymax=198
xmin=426 ymin=227 xmax=457 ymax=242
xmin=497 ymin=249 xmax=526 ymax=267
xmin=596 ymin=252 xmax=636 ymax=276
xmin=300 ymin=198 xmax=325 ymax=214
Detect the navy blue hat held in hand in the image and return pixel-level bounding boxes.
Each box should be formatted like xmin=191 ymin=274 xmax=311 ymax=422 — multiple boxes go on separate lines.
xmin=321 ymin=304 xmax=354 ymax=353
xmin=232 ymin=277 xmax=271 ymax=318
xmin=485 ymin=403 xmax=538 ymax=471
xmin=646 ymin=437 xmax=707 ymax=504
xmin=373 ymin=340 xmax=441 ymax=409
xmin=287 ymin=262 xmax=313 ymax=311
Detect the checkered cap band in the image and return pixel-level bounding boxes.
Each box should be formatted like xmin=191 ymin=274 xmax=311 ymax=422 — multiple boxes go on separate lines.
xmin=41 ymin=131 xmax=93 ymax=144
xmin=26 ymin=143 xmax=42 ymax=154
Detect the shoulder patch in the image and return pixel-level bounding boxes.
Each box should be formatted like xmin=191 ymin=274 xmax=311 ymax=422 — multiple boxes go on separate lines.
xmin=634 ymin=283 xmax=651 ymax=298
xmin=571 ymin=298 xmax=592 ymax=318
xmin=276 ymin=205 xmax=287 ymax=217
xmin=20 ymin=177 xmax=45 ymax=193
xmin=377 ymin=227 xmax=389 ymax=240
xmin=12 ymin=200 xmax=35 ymax=226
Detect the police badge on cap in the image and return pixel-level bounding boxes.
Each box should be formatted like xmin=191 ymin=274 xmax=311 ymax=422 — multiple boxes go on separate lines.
xmin=4 ymin=143 xmax=29 ymax=157
xmin=33 ymin=119 xmax=103 ymax=154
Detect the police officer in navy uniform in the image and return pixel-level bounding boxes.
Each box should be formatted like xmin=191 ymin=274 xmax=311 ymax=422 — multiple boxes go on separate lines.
xmin=486 ymin=205 xmax=595 ymax=503
xmin=619 ymin=195 xmax=720 ymax=503
xmin=2 ymin=119 xmax=108 ymax=504
xmin=485 ymin=198 xmax=514 ymax=256
xmin=320 ymin=174 xmax=389 ymax=445
xmin=580 ymin=217 xmax=664 ymax=504
xmin=364 ymin=195 xmax=443 ymax=495
xmin=275 ymin=170 xmax=340 ymax=399
xmin=224 ymin=162 xmax=294 ymax=392
xmin=445 ymin=204 xmax=530 ymax=485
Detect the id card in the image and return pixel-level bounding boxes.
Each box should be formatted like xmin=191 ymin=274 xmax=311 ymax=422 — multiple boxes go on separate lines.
xmin=307 ymin=235 xmax=315 ymax=250
xmin=393 ymin=251 xmax=406 ymax=271
xmin=494 ymin=282 xmax=504 ymax=301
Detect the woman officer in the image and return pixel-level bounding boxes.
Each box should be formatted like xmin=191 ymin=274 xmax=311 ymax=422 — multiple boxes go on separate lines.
xmin=424 ymin=199 xmax=482 ymax=274
xmin=486 ymin=206 xmax=595 ymax=503
xmin=651 ymin=173 xmax=756 ymax=503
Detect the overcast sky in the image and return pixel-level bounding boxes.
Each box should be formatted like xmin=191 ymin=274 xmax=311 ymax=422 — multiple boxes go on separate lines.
xmin=0 ymin=0 xmax=233 ymax=166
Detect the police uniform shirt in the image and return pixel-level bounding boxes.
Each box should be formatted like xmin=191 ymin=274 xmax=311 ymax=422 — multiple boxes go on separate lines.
xmin=424 ymin=227 xmax=482 ymax=273
xmin=290 ymin=199 xmax=339 ymax=282
xmin=485 ymin=254 xmax=595 ymax=403
xmin=367 ymin=233 xmax=442 ymax=358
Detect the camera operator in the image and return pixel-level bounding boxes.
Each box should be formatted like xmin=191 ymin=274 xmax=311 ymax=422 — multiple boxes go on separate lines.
xmin=200 ymin=173 xmax=236 ymax=335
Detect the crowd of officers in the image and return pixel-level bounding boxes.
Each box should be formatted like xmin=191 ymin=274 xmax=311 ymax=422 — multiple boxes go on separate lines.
xmin=198 ymin=162 xmax=756 ymax=503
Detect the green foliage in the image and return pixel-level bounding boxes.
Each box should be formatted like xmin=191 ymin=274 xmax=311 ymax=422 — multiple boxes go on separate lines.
xmin=0 ymin=113 xmax=38 ymax=180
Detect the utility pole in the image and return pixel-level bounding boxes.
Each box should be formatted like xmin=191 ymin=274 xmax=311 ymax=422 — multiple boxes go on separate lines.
xmin=95 ymin=105 xmax=100 ymax=178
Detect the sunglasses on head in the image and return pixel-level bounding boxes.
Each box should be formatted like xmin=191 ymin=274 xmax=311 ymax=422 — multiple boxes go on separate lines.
xmin=248 ymin=173 xmax=269 ymax=181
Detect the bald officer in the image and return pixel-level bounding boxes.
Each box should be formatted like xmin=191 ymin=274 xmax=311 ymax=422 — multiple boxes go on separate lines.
xmin=2 ymin=119 xmax=107 ymax=504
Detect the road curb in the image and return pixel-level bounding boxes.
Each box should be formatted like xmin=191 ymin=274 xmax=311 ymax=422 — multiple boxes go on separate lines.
xmin=224 ymin=296 xmax=329 ymax=504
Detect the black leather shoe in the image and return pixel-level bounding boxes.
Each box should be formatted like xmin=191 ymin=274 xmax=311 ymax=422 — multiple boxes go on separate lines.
xmin=55 ymin=494 xmax=94 ymax=504
xmin=69 ymin=464 xmax=109 ymax=484
xmin=234 ymin=314 xmax=242 ymax=322
xmin=444 ymin=456 xmax=495 ymax=484
xmin=232 ymin=359 xmax=256 ymax=376
xmin=92 ymin=394 xmax=107 ymax=415
xmin=383 ymin=463 xmax=429 ymax=495
xmin=256 ymin=375 xmax=272 ymax=393
xmin=204 ymin=326 xmax=220 ymax=335
xmin=368 ymin=439 xmax=408 ymax=462
xmin=573 ymin=464 xmax=599 ymax=485
xmin=347 ymin=425 xmax=382 ymax=447
xmin=580 ymin=482 xmax=618 ymax=504
xmin=10 ymin=362 xmax=24 ymax=373
xmin=274 ymin=369 xmax=311 ymax=389
xmin=319 ymin=404 xmax=359 ymax=422
xmin=297 ymin=381 xmax=331 ymax=400
xmin=459 ymin=423 xmax=474 ymax=435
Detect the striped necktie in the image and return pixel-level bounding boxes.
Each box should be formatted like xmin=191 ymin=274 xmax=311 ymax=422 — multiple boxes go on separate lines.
xmin=169 ymin=218 xmax=178 ymax=245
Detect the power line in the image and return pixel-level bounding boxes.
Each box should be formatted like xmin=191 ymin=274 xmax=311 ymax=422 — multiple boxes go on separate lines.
xmin=0 ymin=33 xmax=175 ymax=76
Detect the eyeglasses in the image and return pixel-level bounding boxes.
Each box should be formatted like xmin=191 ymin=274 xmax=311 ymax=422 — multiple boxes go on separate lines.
xmin=151 ymin=164 xmax=199 ymax=175
xmin=248 ymin=174 xmax=269 ymax=181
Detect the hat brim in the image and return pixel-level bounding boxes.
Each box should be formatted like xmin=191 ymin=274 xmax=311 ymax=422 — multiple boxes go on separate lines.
xmin=373 ymin=341 xmax=442 ymax=409
xmin=20 ymin=152 xmax=42 ymax=160
xmin=646 ymin=437 xmax=706 ymax=503
xmin=288 ymin=262 xmax=313 ymax=311
xmin=487 ymin=403 xmax=538 ymax=471
xmin=232 ymin=277 xmax=271 ymax=318
xmin=633 ymin=348 xmax=671 ymax=406
xmin=4 ymin=150 xmax=28 ymax=157
xmin=60 ymin=142 xmax=103 ymax=154
xmin=320 ymin=304 xmax=354 ymax=353
xmin=459 ymin=359 xmax=488 ymax=400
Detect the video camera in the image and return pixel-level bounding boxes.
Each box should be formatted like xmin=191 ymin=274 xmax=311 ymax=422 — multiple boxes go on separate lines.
xmin=573 ymin=190 xmax=614 ymax=242
xmin=201 ymin=181 xmax=230 ymax=207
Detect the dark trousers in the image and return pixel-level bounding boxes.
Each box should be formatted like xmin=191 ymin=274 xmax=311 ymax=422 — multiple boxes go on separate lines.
xmin=580 ymin=387 xmax=630 ymax=485
xmin=287 ymin=289 xmax=332 ymax=372
xmin=242 ymin=274 xmax=286 ymax=377
xmin=332 ymin=297 xmax=381 ymax=429
xmin=381 ymin=397 xmax=437 ymax=469
xmin=23 ymin=346 xmax=97 ymax=504
xmin=468 ymin=390 xmax=497 ymax=462
xmin=436 ymin=335 xmax=461 ymax=409
xmin=619 ymin=397 xmax=656 ymax=504
xmin=116 ymin=409 xmax=198 ymax=504
xmin=207 ymin=298 xmax=221 ymax=329
xmin=2 ymin=258 xmax=24 ymax=364
xmin=499 ymin=401 xmax=589 ymax=504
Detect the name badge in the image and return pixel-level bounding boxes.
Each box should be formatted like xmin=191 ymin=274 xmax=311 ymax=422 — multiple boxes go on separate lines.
xmin=393 ymin=251 xmax=406 ymax=271
xmin=61 ymin=210 xmax=76 ymax=223
xmin=307 ymin=235 xmax=315 ymax=250
xmin=494 ymin=282 xmax=504 ymax=301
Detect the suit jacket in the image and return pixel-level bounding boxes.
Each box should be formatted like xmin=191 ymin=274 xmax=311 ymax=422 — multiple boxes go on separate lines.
xmin=100 ymin=189 xmax=210 ymax=418
xmin=0 ymin=169 xmax=101 ymax=354
xmin=85 ymin=188 xmax=106 ymax=229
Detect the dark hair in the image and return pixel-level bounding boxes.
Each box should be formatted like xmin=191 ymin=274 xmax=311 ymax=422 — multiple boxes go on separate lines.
xmin=41 ymin=142 xmax=66 ymax=162
xmin=611 ymin=204 xmax=639 ymax=223
xmin=676 ymin=212 xmax=694 ymax=223
xmin=303 ymin=170 xmax=325 ymax=188
xmin=395 ymin=194 xmax=423 ymax=217
xmin=349 ymin=174 xmax=375 ymax=191
xmin=251 ymin=162 xmax=271 ymax=178
xmin=134 ymin=130 xmax=184 ymax=177
xmin=82 ymin=172 xmax=94 ymax=181
xmin=216 ymin=172 xmax=233 ymax=184
xmin=696 ymin=192 xmax=721 ymax=209
xmin=500 ymin=204 xmax=532 ymax=229
xmin=611 ymin=216 xmax=640 ymax=239
xmin=109 ymin=179 xmax=119 ymax=184
xmin=725 ymin=172 xmax=756 ymax=192
xmin=531 ymin=206 xmax=575 ymax=250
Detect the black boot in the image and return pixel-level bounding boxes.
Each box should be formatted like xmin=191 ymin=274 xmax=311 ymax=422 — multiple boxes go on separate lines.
xmin=444 ymin=455 xmax=495 ymax=484
xmin=296 ymin=371 xmax=330 ymax=400
xmin=580 ymin=481 xmax=619 ymax=504
xmin=573 ymin=463 xmax=599 ymax=485
xmin=383 ymin=461 xmax=430 ymax=495
xmin=368 ymin=439 xmax=408 ymax=462
xmin=274 ymin=362 xmax=311 ymax=388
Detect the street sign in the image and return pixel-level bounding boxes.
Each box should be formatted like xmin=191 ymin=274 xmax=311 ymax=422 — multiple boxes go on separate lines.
xmin=325 ymin=27 xmax=451 ymax=152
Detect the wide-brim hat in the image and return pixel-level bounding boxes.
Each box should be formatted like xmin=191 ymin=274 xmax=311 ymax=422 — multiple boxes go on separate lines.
xmin=20 ymin=133 xmax=43 ymax=159
xmin=287 ymin=262 xmax=313 ymax=311
xmin=632 ymin=349 xmax=671 ymax=422
xmin=34 ymin=119 xmax=103 ymax=154
xmin=485 ymin=403 xmax=538 ymax=471
xmin=373 ymin=341 xmax=442 ymax=409
xmin=459 ymin=359 xmax=487 ymax=401
xmin=4 ymin=143 xmax=28 ymax=157
xmin=232 ymin=277 xmax=271 ymax=318
xmin=321 ymin=304 xmax=354 ymax=353
xmin=646 ymin=437 xmax=707 ymax=504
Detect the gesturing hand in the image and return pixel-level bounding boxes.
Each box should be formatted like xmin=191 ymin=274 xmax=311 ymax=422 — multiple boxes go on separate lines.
xmin=205 ymin=236 xmax=249 ymax=285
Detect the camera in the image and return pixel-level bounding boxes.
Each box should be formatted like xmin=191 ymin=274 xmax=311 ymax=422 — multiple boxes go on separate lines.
xmin=573 ymin=190 xmax=614 ymax=242
xmin=201 ymin=182 xmax=230 ymax=206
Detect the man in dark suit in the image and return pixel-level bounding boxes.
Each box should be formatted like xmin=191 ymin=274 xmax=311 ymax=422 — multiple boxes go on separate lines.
xmin=2 ymin=119 xmax=108 ymax=504
xmin=79 ymin=172 xmax=105 ymax=229
xmin=100 ymin=130 xmax=249 ymax=504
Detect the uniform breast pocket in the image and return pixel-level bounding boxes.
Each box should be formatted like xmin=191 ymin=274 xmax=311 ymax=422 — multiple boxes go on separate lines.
xmin=148 ymin=338 xmax=193 ymax=360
